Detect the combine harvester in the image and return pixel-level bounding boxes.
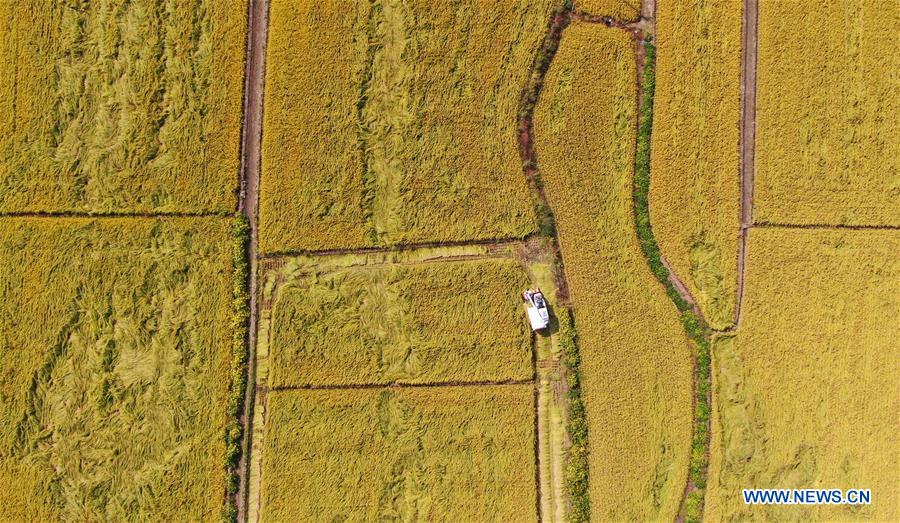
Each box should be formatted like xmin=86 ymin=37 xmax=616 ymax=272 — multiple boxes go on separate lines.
xmin=523 ymin=288 xmax=550 ymax=331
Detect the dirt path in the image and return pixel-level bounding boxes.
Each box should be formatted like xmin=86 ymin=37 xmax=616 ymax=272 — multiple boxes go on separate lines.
xmin=516 ymin=7 xmax=574 ymax=522
xmin=236 ymin=0 xmax=269 ymax=521
xmin=734 ymin=0 xmax=758 ymax=328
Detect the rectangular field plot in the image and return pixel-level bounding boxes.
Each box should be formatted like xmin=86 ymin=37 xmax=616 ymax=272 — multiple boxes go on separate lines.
xmin=0 ymin=1 xmax=247 ymax=213
xmin=754 ymin=0 xmax=899 ymax=226
xmin=533 ymin=24 xmax=693 ymax=520
xmin=706 ymin=228 xmax=899 ymax=522
xmin=260 ymin=386 xmax=537 ymax=522
xmin=266 ymin=259 xmax=533 ymax=387
xmin=0 ymin=218 xmax=238 ymax=520
xmin=259 ymin=0 xmax=557 ymax=253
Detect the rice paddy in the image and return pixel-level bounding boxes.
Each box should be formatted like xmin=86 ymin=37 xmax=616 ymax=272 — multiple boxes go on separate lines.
xmin=3 ymin=0 xmax=895 ymax=521
xmin=575 ymin=0 xmax=640 ymax=19
xmin=650 ymin=0 xmax=742 ymax=329
xmin=0 ymin=217 xmax=238 ymax=520
xmin=0 ymin=1 xmax=247 ymax=214
xmin=266 ymin=258 xmax=533 ymax=387
xmin=258 ymin=0 xmax=558 ymax=253
xmin=259 ymin=386 xmax=537 ymax=522
xmin=706 ymin=228 xmax=900 ymax=521
xmin=534 ymin=22 xmax=693 ymax=520
xmin=754 ymin=0 xmax=899 ymax=226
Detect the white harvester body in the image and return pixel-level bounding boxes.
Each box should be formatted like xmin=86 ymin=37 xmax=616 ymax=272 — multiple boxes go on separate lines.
xmin=523 ymin=289 xmax=550 ymax=331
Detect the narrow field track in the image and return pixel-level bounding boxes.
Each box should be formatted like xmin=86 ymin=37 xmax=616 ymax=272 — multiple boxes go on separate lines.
xmin=515 ymin=6 xmax=573 ymax=521
xmin=754 ymin=222 xmax=900 ymax=231
xmin=236 ymin=0 xmax=269 ymax=520
xmin=267 ymin=380 xmax=536 ymax=392
xmin=0 ymin=211 xmax=226 ymax=218
xmin=734 ymin=0 xmax=758 ymax=330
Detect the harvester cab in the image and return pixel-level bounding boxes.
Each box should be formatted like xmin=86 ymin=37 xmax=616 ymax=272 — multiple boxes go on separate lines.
xmin=523 ymin=289 xmax=550 ymax=331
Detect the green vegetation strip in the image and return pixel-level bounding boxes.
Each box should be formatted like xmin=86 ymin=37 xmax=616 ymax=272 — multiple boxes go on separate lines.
xmin=558 ymin=308 xmax=590 ymax=522
xmin=224 ymin=216 xmax=250 ymax=522
xmin=633 ymin=42 xmax=712 ymax=523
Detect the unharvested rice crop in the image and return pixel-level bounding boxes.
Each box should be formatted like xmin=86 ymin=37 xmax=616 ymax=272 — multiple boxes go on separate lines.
xmin=754 ymin=0 xmax=900 ymax=226
xmin=260 ymin=386 xmax=537 ymax=521
xmin=534 ymin=23 xmax=692 ymax=520
xmin=575 ymin=0 xmax=640 ymax=19
xmin=0 ymin=217 xmax=237 ymax=520
xmin=0 ymin=1 xmax=246 ymax=214
xmin=650 ymin=0 xmax=742 ymax=329
xmin=706 ymin=228 xmax=899 ymax=522
xmin=259 ymin=0 xmax=558 ymax=253
xmin=268 ymin=259 xmax=532 ymax=387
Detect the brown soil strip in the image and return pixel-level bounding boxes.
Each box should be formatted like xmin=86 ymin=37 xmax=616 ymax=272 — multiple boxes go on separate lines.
xmin=661 ymin=255 xmax=703 ymax=317
xmin=734 ymin=0 xmax=758 ymax=329
xmin=0 ymin=211 xmax=227 ymax=218
xmin=235 ymin=0 xmax=269 ymax=520
xmin=267 ymin=379 xmax=536 ymax=392
xmin=755 ymin=222 xmax=900 ymax=231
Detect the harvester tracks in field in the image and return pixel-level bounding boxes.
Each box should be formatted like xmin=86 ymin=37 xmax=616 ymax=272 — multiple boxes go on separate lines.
xmin=235 ymin=0 xmax=269 ymax=520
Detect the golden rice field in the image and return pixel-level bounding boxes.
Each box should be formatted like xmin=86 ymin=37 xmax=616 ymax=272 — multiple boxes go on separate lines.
xmin=650 ymin=0 xmax=742 ymax=329
xmin=267 ymin=259 xmax=533 ymax=387
xmin=0 ymin=217 xmax=237 ymax=520
xmin=534 ymin=22 xmax=693 ymax=521
xmin=0 ymin=1 xmax=246 ymax=214
xmin=259 ymin=0 xmax=558 ymax=253
xmin=260 ymin=386 xmax=536 ymax=521
xmin=754 ymin=0 xmax=900 ymax=226
xmin=706 ymin=228 xmax=899 ymax=522
xmin=575 ymin=0 xmax=640 ymax=19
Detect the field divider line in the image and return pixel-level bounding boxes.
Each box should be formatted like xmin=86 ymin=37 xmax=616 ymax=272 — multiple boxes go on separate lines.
xmin=753 ymin=222 xmax=900 ymax=231
xmin=734 ymin=0 xmax=759 ymax=330
xmin=236 ymin=0 xmax=270 ymax=520
xmin=0 ymin=211 xmax=230 ymax=219
xmin=259 ymin=237 xmax=530 ymax=260
xmin=266 ymin=379 xmax=536 ymax=392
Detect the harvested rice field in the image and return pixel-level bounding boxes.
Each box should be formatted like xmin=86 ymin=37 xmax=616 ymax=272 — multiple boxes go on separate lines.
xmin=259 ymin=386 xmax=537 ymax=522
xmin=0 ymin=217 xmax=239 ymax=520
xmin=754 ymin=0 xmax=900 ymax=226
xmin=258 ymin=0 xmax=557 ymax=253
xmin=650 ymin=0 xmax=742 ymax=329
xmin=265 ymin=258 xmax=533 ymax=387
xmin=534 ymin=22 xmax=693 ymax=520
xmin=706 ymin=228 xmax=900 ymax=522
xmin=0 ymin=1 xmax=247 ymax=214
